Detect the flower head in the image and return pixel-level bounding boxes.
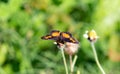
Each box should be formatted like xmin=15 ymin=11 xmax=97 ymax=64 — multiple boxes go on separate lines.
xmin=83 ymin=29 xmax=99 ymax=42
xmin=64 ymin=42 xmax=79 ymax=55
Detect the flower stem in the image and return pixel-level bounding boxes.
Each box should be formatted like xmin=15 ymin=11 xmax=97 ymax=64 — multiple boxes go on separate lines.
xmin=72 ymin=55 xmax=77 ymax=71
xmin=60 ymin=48 xmax=69 ymax=74
xmin=90 ymin=42 xmax=106 ymax=74
xmin=69 ymin=55 xmax=78 ymax=74
xmin=69 ymin=55 xmax=73 ymax=74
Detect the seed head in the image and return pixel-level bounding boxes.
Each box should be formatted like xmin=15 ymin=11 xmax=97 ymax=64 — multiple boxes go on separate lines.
xmin=64 ymin=42 xmax=79 ymax=55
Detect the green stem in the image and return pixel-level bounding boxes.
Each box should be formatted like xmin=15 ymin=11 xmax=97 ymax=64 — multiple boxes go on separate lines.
xmin=72 ymin=55 xmax=77 ymax=72
xmin=69 ymin=55 xmax=73 ymax=74
xmin=69 ymin=55 xmax=78 ymax=74
xmin=90 ymin=42 xmax=106 ymax=74
xmin=60 ymin=48 xmax=69 ymax=74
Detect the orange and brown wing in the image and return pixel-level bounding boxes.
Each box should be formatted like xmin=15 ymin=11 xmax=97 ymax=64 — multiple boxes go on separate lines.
xmin=50 ymin=30 xmax=60 ymax=37
xmin=41 ymin=30 xmax=60 ymax=40
xmin=41 ymin=35 xmax=53 ymax=40
xmin=61 ymin=32 xmax=79 ymax=43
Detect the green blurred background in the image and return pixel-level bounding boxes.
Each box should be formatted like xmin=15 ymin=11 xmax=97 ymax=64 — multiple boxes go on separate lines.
xmin=0 ymin=0 xmax=120 ymax=74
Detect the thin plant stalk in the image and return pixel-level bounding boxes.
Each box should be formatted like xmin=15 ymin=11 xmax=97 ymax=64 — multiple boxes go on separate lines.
xmin=72 ymin=55 xmax=77 ymax=71
xmin=69 ymin=55 xmax=78 ymax=74
xmin=69 ymin=55 xmax=73 ymax=74
xmin=60 ymin=48 xmax=69 ymax=74
xmin=90 ymin=42 xmax=106 ymax=74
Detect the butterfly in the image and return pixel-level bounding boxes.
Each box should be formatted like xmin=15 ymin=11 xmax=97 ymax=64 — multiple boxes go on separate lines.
xmin=41 ymin=30 xmax=79 ymax=44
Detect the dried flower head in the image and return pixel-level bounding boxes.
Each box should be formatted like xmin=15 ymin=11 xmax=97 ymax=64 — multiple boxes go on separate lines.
xmin=64 ymin=42 xmax=79 ymax=55
xmin=83 ymin=30 xmax=99 ymax=42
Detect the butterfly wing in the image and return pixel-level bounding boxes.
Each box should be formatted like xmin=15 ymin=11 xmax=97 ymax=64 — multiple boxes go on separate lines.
xmin=41 ymin=30 xmax=60 ymax=40
xmin=61 ymin=32 xmax=79 ymax=44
